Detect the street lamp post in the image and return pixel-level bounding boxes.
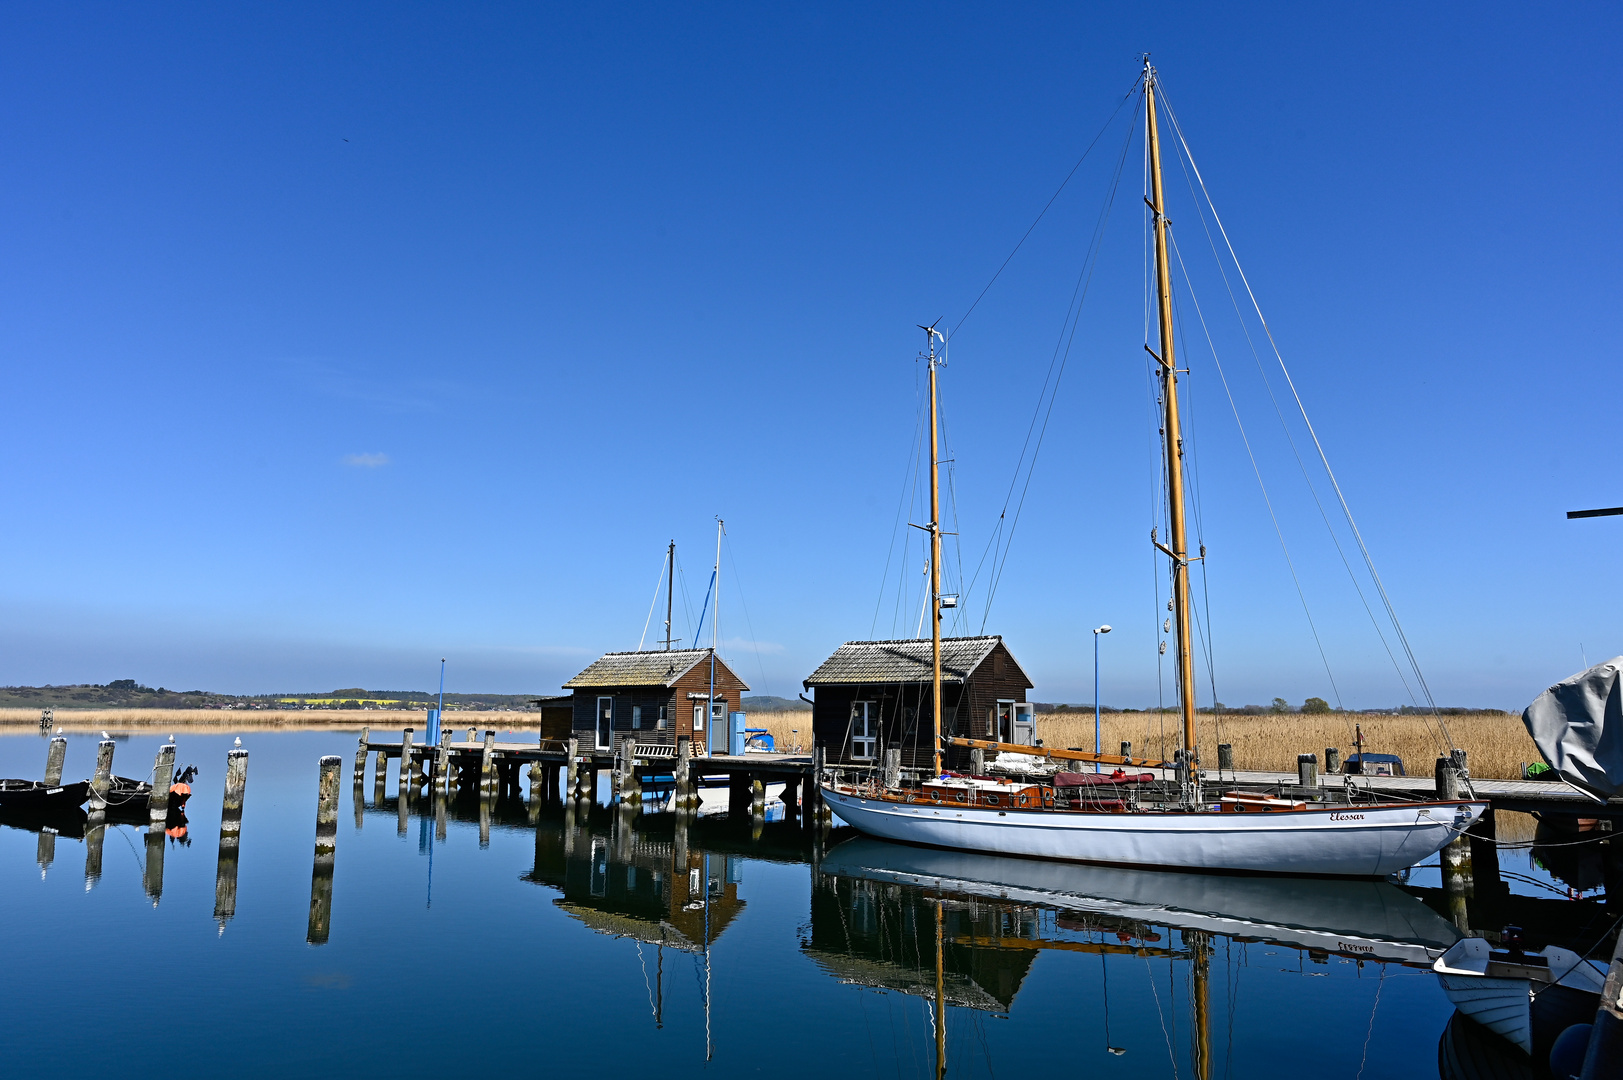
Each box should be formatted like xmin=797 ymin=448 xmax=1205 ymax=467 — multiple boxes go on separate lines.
xmin=1092 ymin=626 xmax=1112 ymax=773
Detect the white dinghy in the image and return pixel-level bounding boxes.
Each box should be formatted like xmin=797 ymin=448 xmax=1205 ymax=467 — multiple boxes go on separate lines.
xmin=1433 ymin=937 xmax=1606 ymax=1054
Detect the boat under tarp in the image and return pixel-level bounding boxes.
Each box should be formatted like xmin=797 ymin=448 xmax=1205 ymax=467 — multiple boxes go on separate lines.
xmin=1523 ymin=657 xmax=1623 ymax=799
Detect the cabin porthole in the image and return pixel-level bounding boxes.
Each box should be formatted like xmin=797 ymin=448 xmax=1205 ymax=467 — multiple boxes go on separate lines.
xmin=985 ymin=793 xmax=999 ymax=806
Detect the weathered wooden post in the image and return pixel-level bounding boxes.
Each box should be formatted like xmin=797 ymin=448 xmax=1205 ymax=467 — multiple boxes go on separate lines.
xmin=1217 ymin=743 xmax=1234 ymax=774
xmin=400 ymin=729 xmax=416 ymax=796
xmin=1297 ymin=753 xmax=1318 ymax=790
xmin=811 ymin=745 xmax=829 ymax=826
xmin=1579 ymin=931 xmax=1623 ymax=1078
xmin=1324 ymin=747 xmax=1341 ymax=774
xmin=89 ymin=739 xmax=115 ymax=812
xmin=1450 ymin=747 xmax=1470 ymax=779
xmin=215 ymin=748 xmax=248 ymax=930
xmin=43 ymin=734 xmax=67 ymax=786
xmin=676 ymin=737 xmax=694 ymax=811
xmin=437 ymin=730 xmax=453 ymax=796
xmin=149 ymin=743 xmax=176 ymax=824
xmin=373 ymin=747 xmax=389 ymax=805
xmin=480 ymin=730 xmax=496 ymax=795
xmin=1119 ymin=741 xmax=1133 ymax=764
xmin=883 ymin=749 xmax=902 ymax=790
xmin=565 ymin=738 xmax=581 ymax=803
xmin=969 ymin=747 xmax=985 ymax=775
xmin=353 ymin=728 xmax=369 ymax=787
xmin=39 ymin=706 xmax=53 ymax=731
xmin=1434 ymin=756 xmax=1461 ymax=800
xmin=308 ymin=756 xmax=340 ymax=945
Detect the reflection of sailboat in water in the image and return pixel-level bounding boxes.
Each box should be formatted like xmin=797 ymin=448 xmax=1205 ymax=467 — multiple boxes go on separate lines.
xmin=807 ymin=835 xmax=1464 ymax=1076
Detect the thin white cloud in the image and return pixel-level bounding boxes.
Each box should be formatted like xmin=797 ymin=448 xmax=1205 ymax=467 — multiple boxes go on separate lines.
xmin=342 ymin=452 xmax=390 ymax=468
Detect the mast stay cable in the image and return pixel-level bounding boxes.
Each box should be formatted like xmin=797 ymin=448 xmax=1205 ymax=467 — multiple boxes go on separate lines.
xmin=1157 ymin=86 xmax=1454 ymax=749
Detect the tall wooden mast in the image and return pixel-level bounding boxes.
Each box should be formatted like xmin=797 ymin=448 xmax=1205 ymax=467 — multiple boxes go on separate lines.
xmin=926 ymin=324 xmax=944 ymax=778
xmin=1146 ymin=63 xmax=1199 ymax=765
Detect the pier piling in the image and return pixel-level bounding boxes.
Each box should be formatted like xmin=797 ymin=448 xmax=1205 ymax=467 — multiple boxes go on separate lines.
xmin=565 ymin=738 xmax=580 ymax=802
xmin=970 ymin=747 xmax=985 ymax=775
xmin=353 ymin=729 xmax=369 ymax=787
xmin=149 ymin=743 xmax=176 ymax=824
xmin=437 ymin=731 xmax=452 ymax=796
xmin=43 ymin=734 xmax=67 ymax=786
xmin=308 ymin=755 xmax=340 ymax=945
xmin=1296 ymin=753 xmax=1318 ymax=790
xmin=373 ymin=748 xmax=388 ymax=805
xmin=90 ymin=739 xmax=114 ymax=811
xmin=480 ymin=730 xmax=496 ymax=795
xmin=1120 ymin=741 xmax=1133 ymax=764
xmin=1217 ymin=743 xmax=1233 ymax=774
xmin=675 ymin=737 xmax=695 ymax=811
xmin=401 ymin=729 xmax=416 ymax=794
xmin=1324 ymin=747 xmax=1341 ymax=774
xmin=214 ymin=749 xmax=248 ymax=930
xmin=883 ymin=749 xmax=901 ymax=790
xmin=1434 ymin=756 xmax=1461 ymax=800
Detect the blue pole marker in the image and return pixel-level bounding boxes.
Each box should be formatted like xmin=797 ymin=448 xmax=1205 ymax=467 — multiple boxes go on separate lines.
xmin=427 ymin=658 xmax=446 ymax=747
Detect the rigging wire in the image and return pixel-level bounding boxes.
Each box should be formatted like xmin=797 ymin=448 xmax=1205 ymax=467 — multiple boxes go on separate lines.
xmin=1162 ymin=104 xmax=1419 ymax=723
xmin=950 ymin=72 xmax=1145 ymax=340
xmin=635 ymin=548 xmax=669 ymax=651
xmin=1166 ymin=232 xmax=1346 ymax=712
xmin=723 ymin=530 xmax=771 ymax=692
xmin=872 ymin=374 xmax=930 ymax=639
xmin=972 ymin=100 xmax=1139 ymax=631
xmin=1156 ymin=85 xmax=1454 ymax=748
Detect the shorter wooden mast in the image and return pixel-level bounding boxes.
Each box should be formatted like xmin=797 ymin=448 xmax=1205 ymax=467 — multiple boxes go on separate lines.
xmin=927 ymin=325 xmax=944 ymax=779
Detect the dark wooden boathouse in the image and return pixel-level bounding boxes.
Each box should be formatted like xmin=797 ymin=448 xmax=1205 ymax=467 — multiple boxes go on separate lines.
xmin=562 ymin=649 xmax=749 ymax=755
xmin=803 ymin=635 xmax=1034 ymax=771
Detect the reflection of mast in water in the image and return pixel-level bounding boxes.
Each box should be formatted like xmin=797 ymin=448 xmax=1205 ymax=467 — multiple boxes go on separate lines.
xmin=933 ymin=899 xmax=946 ymax=1080
xmin=1189 ymin=929 xmax=1211 ymax=1080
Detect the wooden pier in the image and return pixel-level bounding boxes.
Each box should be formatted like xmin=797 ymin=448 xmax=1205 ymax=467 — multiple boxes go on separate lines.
xmin=356 ymin=727 xmax=830 ymax=824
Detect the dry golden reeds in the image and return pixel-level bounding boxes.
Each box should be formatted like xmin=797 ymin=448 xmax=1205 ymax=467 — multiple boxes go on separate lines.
xmin=747 ymin=708 xmax=1537 ymax=780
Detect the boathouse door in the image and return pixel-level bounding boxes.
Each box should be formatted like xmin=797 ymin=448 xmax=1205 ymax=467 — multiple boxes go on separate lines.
xmin=596 ymin=696 xmax=613 ymax=750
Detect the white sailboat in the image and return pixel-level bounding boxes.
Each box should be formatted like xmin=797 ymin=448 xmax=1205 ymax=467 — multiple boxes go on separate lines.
xmin=820 ymin=60 xmax=1488 ymax=878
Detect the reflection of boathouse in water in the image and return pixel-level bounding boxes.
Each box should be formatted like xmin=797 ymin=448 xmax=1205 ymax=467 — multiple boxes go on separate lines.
xmin=525 ymin=809 xmax=744 ymax=951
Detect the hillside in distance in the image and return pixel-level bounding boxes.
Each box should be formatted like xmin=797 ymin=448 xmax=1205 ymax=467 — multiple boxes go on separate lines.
xmin=1 ymin=681 xmax=541 ymax=711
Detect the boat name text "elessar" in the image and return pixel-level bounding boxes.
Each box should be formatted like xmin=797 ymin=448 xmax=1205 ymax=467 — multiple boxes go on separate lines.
xmin=1329 ymin=812 xmax=1365 ymax=821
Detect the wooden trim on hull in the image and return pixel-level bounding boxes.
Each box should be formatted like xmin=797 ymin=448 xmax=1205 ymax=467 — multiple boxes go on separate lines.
xmin=820 ymin=784 xmax=1487 ymax=878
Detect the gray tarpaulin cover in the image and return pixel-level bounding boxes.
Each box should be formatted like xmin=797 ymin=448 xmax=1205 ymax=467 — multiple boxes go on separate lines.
xmin=1523 ymin=657 xmax=1623 ymax=799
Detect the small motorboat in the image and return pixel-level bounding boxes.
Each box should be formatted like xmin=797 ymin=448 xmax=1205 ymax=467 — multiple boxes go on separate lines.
xmin=0 ymin=778 xmax=90 ymax=812
xmin=1433 ymin=931 xmax=1606 ymax=1054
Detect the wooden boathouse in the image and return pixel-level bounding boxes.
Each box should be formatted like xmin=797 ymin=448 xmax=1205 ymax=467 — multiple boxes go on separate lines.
xmin=562 ymin=648 xmax=749 ymax=755
xmin=803 ymin=635 xmax=1034 ymax=772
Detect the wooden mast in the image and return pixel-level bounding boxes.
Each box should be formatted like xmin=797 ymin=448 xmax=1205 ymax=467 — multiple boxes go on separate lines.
xmin=663 ymin=539 xmax=675 ymax=651
xmin=927 ymin=325 xmax=944 ymax=779
xmin=1146 ymin=63 xmax=1199 ymax=770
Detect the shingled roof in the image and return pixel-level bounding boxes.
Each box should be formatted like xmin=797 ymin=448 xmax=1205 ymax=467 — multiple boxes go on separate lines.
xmin=803 ymin=636 xmax=1028 ymax=688
xmin=562 ymin=649 xmax=749 ymax=690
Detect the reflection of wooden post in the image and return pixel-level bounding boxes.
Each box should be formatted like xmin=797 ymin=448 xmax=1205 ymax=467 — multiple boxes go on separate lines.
xmin=435 ymin=789 xmax=448 ymax=842
xmin=1441 ymin=835 xmax=1473 ymax=932
xmin=216 ymin=748 xmax=249 ymax=930
xmin=149 ymin=743 xmax=176 ymax=823
xmin=563 ymin=800 xmax=577 ymax=858
xmin=44 ymin=735 xmax=67 ymax=786
xmin=933 ymin=901 xmax=946 ymax=1080
xmin=478 ymin=792 xmax=492 ymax=847
xmin=751 ymin=774 xmax=766 ymax=820
xmin=36 ymin=829 xmax=55 ymax=876
xmin=308 ymin=756 xmax=340 ymax=945
xmin=143 ymin=825 xmax=165 ymax=904
xmin=84 ymin=820 xmax=105 ymax=889
xmin=90 ymin=739 xmax=114 ymax=811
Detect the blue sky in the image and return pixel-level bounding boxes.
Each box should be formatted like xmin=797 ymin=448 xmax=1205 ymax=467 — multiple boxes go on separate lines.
xmin=1 ymin=3 xmax=1618 ymax=709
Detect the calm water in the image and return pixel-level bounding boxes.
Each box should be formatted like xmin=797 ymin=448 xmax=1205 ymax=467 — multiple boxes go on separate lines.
xmin=0 ymin=730 xmax=1604 ymax=1079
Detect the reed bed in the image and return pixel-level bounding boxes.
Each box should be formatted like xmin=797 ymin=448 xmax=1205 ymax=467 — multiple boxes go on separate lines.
xmin=750 ymin=709 xmax=1536 ymax=780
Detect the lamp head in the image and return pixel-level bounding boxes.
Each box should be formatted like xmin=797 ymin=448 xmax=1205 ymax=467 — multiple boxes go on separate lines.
xmin=1095 ymin=625 xmax=1112 ymax=635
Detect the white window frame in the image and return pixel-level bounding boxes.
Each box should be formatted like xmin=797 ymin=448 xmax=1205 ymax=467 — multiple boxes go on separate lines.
xmin=850 ymin=701 xmax=877 ymax=761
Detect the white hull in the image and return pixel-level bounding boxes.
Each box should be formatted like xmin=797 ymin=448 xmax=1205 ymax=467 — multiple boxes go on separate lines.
xmin=821 ymin=786 xmax=1487 ymax=877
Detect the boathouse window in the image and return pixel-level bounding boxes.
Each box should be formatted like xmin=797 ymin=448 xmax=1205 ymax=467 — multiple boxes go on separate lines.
xmin=632 ymin=705 xmax=642 ymax=729
xmin=693 ymin=703 xmax=705 ymax=732
xmin=850 ymin=701 xmax=877 ymax=761
xmin=657 ymin=705 xmax=668 ymax=730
